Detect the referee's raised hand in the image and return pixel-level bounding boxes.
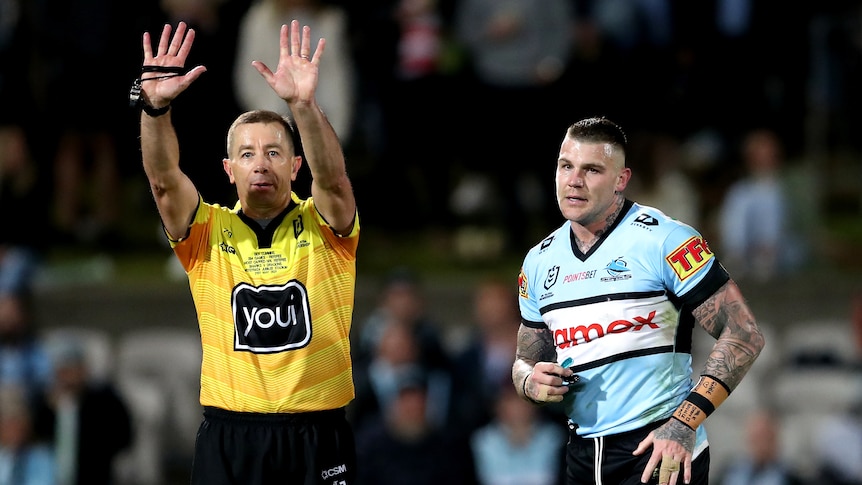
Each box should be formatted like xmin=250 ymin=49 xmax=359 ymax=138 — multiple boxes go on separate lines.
xmin=139 ymin=22 xmax=207 ymax=110
xmin=251 ymin=19 xmax=324 ymax=106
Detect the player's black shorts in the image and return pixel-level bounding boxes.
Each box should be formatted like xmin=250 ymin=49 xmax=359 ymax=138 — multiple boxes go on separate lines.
xmin=191 ymin=406 xmax=356 ymax=485
xmin=565 ymin=418 xmax=710 ymax=485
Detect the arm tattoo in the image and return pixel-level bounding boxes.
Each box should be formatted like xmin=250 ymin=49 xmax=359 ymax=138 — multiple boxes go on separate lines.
xmin=512 ymin=325 xmax=556 ymax=397
xmin=693 ymin=280 xmax=765 ymax=391
xmin=515 ymin=325 xmax=556 ymax=364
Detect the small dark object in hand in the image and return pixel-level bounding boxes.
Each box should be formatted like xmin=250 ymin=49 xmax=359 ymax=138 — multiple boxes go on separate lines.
xmin=561 ymin=374 xmax=580 ymax=386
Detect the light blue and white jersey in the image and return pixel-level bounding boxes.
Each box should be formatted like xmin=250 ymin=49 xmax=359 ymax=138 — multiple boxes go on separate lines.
xmin=518 ymin=200 xmax=729 ymax=456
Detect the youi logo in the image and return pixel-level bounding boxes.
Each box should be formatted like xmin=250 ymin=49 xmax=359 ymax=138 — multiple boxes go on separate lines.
xmin=231 ymin=281 xmax=312 ymax=353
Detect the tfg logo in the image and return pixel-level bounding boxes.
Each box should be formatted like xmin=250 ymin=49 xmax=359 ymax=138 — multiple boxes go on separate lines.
xmin=232 ymin=281 xmax=312 ymax=353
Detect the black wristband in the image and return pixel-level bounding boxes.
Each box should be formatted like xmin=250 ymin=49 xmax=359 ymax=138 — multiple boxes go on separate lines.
xmin=142 ymin=102 xmax=171 ymax=117
xmin=129 ymin=75 xmax=176 ymax=116
xmin=685 ymin=391 xmax=716 ymax=416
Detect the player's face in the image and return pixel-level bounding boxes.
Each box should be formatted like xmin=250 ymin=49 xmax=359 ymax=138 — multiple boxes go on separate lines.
xmin=223 ymin=122 xmax=301 ymax=219
xmin=555 ymin=137 xmax=630 ymax=229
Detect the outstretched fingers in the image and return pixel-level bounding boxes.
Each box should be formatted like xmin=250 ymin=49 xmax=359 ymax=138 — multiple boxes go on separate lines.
xmin=156 ymin=23 xmax=173 ymax=57
xmin=279 ymin=23 xmax=290 ymax=62
xmin=162 ymin=22 xmax=193 ymax=60
xmin=142 ymin=22 xmax=197 ymax=72
xmin=286 ymin=20 xmax=312 ymax=59
xmin=251 ymin=60 xmax=274 ymax=85
xmin=290 ymin=20 xmax=301 ymax=57
xmin=276 ymin=20 xmax=324 ymax=63
xmin=310 ymin=37 xmax=325 ymax=64
xmin=300 ymin=24 xmax=311 ymax=58
xmin=176 ymin=25 xmax=196 ymax=61
xmin=142 ymin=31 xmax=153 ymax=62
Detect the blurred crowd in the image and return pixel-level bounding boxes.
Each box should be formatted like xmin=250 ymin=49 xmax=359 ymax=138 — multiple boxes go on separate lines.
xmin=1 ymin=0 xmax=861 ymax=265
xmin=1 ymin=261 xmax=861 ymax=484
xmin=3 ymin=0 xmax=862 ymax=484
xmin=349 ymin=271 xmax=568 ymax=485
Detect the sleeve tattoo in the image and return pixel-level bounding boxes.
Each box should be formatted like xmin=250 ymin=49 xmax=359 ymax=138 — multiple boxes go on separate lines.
xmin=692 ymin=280 xmax=765 ymax=391
xmin=512 ymin=324 xmax=556 ymax=396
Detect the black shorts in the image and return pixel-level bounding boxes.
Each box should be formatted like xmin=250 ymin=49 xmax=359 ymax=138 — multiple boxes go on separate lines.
xmin=191 ymin=406 xmax=356 ymax=485
xmin=565 ymin=419 xmax=710 ymax=485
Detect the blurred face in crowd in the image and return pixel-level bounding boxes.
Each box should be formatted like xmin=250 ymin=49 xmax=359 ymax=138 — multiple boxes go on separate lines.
xmin=0 ymin=386 xmax=32 ymax=450
xmin=747 ymin=411 xmax=780 ymax=465
xmin=743 ymin=129 xmax=782 ymax=176
xmin=381 ymin=281 xmax=424 ymax=325
xmin=376 ymin=320 xmax=419 ymax=367
xmin=0 ymin=294 xmax=27 ymax=343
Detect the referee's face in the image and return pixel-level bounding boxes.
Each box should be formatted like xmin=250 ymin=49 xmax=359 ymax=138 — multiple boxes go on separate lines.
xmin=224 ymin=122 xmax=302 ymax=219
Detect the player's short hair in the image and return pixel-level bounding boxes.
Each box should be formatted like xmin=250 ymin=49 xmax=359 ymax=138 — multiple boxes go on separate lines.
xmin=566 ymin=117 xmax=628 ymax=155
xmin=226 ymin=110 xmax=303 ymax=159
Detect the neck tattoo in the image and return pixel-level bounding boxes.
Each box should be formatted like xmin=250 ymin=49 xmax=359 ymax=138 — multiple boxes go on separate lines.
xmin=576 ymin=196 xmax=624 ymax=253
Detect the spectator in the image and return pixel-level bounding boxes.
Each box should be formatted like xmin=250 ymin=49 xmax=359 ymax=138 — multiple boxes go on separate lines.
xmin=29 ymin=0 xmax=134 ymax=248
xmin=813 ymin=401 xmax=862 ymax=485
xmin=34 ymin=336 xmax=133 ymax=485
xmin=234 ymin=0 xmax=356 ymax=146
xmin=355 ymin=267 xmax=451 ymax=373
xmin=370 ymin=0 xmax=464 ymax=232
xmin=450 ymin=277 xmax=521 ymax=431
xmin=811 ymin=295 xmax=862 ymax=485
xmin=717 ymin=408 xmax=804 ymax=485
xmin=453 ymin=0 xmax=575 ymax=251
xmin=0 ymin=126 xmax=48 ymax=296
xmin=351 ymin=316 xmax=454 ymax=433
xmin=0 ymin=0 xmax=48 ymax=291
xmin=0 ymin=291 xmax=52 ymax=407
xmin=470 ymin=383 xmax=565 ymax=485
xmin=717 ymin=128 xmax=803 ymax=282
xmin=0 ymin=384 xmax=55 ymax=485
xmin=0 ymin=0 xmax=32 ymax=124
xmin=354 ymin=369 xmax=477 ymax=485
xmin=625 ymin=131 xmax=701 ymax=228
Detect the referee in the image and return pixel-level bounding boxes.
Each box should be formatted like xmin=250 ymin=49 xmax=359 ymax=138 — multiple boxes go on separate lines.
xmin=133 ymin=20 xmax=358 ymax=485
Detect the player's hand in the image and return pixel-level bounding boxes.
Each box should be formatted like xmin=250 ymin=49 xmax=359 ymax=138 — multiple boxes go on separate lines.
xmin=524 ymin=362 xmax=576 ymax=403
xmin=140 ymin=22 xmax=207 ymax=109
xmin=633 ymin=419 xmax=694 ymax=484
xmin=252 ymin=19 xmax=323 ymax=105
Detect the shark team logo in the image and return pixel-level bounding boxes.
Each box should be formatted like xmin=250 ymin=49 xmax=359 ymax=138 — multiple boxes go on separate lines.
xmin=600 ymin=257 xmax=632 ymax=282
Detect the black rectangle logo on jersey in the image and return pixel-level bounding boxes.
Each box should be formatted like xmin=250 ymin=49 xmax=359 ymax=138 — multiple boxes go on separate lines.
xmin=232 ymin=281 xmax=312 ymax=353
